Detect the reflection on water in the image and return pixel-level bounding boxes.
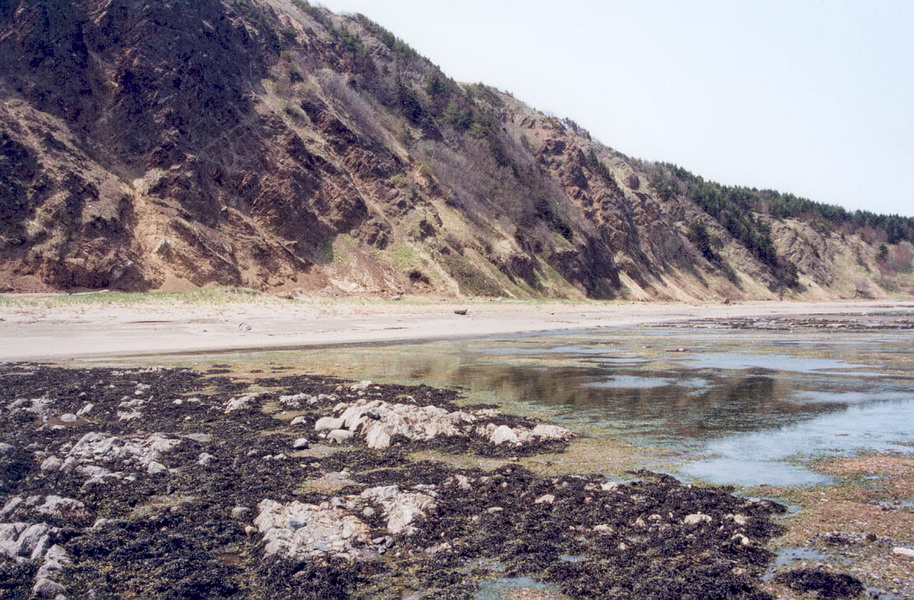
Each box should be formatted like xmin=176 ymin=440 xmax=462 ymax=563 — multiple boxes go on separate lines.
xmin=199 ymin=327 xmax=914 ymax=487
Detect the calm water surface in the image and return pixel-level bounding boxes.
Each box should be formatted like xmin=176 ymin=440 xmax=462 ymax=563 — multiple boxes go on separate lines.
xmin=203 ymin=325 xmax=914 ymax=487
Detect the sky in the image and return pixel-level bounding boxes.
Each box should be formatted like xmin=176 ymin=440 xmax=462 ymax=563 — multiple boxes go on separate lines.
xmin=315 ymin=0 xmax=914 ymax=218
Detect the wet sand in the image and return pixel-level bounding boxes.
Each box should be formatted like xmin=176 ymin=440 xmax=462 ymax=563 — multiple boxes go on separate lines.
xmin=2 ymin=297 xmax=913 ymax=361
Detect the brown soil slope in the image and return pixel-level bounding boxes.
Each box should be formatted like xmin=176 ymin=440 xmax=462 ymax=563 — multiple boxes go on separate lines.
xmin=1 ymin=0 xmax=911 ymax=300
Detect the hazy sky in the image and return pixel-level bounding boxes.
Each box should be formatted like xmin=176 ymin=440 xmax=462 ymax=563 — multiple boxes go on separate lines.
xmin=316 ymin=0 xmax=914 ymax=217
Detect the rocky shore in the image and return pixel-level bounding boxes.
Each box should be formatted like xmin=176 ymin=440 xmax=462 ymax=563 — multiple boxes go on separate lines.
xmin=0 ymin=363 xmax=865 ymax=599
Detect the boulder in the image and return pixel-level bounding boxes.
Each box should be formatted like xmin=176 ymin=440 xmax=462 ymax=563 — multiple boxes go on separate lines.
xmin=490 ymin=425 xmax=519 ymax=445
xmin=326 ymin=429 xmax=354 ymax=444
xmin=314 ymin=416 xmax=345 ymax=432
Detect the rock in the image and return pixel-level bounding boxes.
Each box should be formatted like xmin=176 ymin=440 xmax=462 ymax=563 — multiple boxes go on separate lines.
xmin=364 ymin=425 xmax=392 ymax=449
xmin=726 ymin=513 xmax=749 ymax=526
xmin=292 ymin=438 xmax=309 ymax=450
xmin=453 ymin=309 xmax=468 ymax=315
xmin=447 ymin=474 xmax=472 ymax=491
xmin=0 ymin=443 xmax=14 ymax=455
xmin=0 ymin=497 xmax=22 ymax=520
xmin=40 ymin=456 xmax=63 ymax=472
xmin=146 ymin=461 xmax=167 ymax=475
xmin=66 ymin=432 xmax=179 ymax=478
xmin=683 ymin=513 xmax=712 ymax=525
xmin=76 ymin=403 xmax=94 ymax=416
xmin=32 ymin=578 xmax=65 ymax=598
xmin=19 ymin=523 xmax=50 ymax=559
xmin=360 ymin=486 xmax=437 ymax=535
xmin=279 ymin=393 xmax=310 ymax=408
xmin=197 ymin=453 xmax=216 ymax=466
xmin=33 ymin=544 xmax=70 ymax=597
xmin=314 ymin=416 xmax=346 ymax=432
xmin=231 ymin=506 xmax=251 ymax=519
xmin=530 ymin=424 xmax=575 ymax=441
xmin=893 ymin=547 xmax=914 ymax=558
xmin=731 ymin=533 xmax=751 ymax=546
xmin=490 ymin=425 xmax=519 ymax=445
xmin=254 ymin=500 xmax=372 ymax=560
xmin=326 ymin=429 xmax=354 ymax=444
xmin=350 ymin=380 xmax=373 ymax=391
xmin=238 ymin=322 xmax=252 ymax=331
xmin=153 ymin=237 xmax=170 ymax=254
xmin=290 ymin=416 xmax=308 ymax=426
xmin=224 ymin=392 xmax=263 ymax=413
xmin=362 ymin=507 xmax=375 ymax=518
xmin=35 ymin=496 xmax=88 ymax=522
xmin=59 ymin=413 xmax=77 ymax=423
xmin=535 ymin=494 xmax=556 ymax=505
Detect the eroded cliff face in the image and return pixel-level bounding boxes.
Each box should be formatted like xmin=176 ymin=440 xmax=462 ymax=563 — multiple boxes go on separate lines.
xmin=0 ymin=0 xmax=909 ymax=299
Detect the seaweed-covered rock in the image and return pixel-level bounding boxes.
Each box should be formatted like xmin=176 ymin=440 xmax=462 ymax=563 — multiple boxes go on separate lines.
xmin=774 ymin=568 xmax=865 ymax=599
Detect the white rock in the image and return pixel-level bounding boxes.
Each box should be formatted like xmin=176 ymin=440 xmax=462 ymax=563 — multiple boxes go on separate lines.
xmin=0 ymin=498 xmax=22 ymax=520
xmin=893 ymin=547 xmax=914 ymax=558
xmin=326 ymin=429 xmax=354 ymax=444
xmin=34 ymin=496 xmax=87 ymax=522
xmin=732 ymin=533 xmax=751 ymax=546
xmin=146 ymin=461 xmax=167 ymax=475
xmin=490 ymin=425 xmax=519 ymax=445
xmin=224 ymin=393 xmax=263 ymax=413
xmin=231 ymin=506 xmax=251 ymax=519
xmin=254 ymin=500 xmax=371 ymax=560
xmin=279 ymin=393 xmax=310 ymax=408
xmin=292 ymin=438 xmax=309 ymax=450
xmin=66 ymin=432 xmax=180 ymax=479
xmin=39 ymin=456 xmax=62 ymax=472
xmin=59 ymin=414 xmax=78 ymax=424
xmin=534 ymin=494 xmax=556 ymax=505
xmin=531 ymin=424 xmax=574 ymax=441
xmin=18 ymin=523 xmax=50 ymax=558
xmin=726 ymin=513 xmax=749 ymax=526
xmin=683 ymin=513 xmax=713 ymax=526
xmin=197 ymin=453 xmax=216 ymax=466
xmin=447 ymin=474 xmax=472 ymax=491
xmin=32 ymin=578 xmax=64 ymax=598
xmin=314 ymin=417 xmax=346 ymax=432
xmin=363 ymin=424 xmax=392 ymax=449
xmin=360 ymin=486 xmax=437 ymax=535
xmin=76 ymin=403 xmax=94 ymax=416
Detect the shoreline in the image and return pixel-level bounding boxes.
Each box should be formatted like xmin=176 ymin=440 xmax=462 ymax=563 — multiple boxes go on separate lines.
xmin=2 ymin=297 xmax=914 ymax=361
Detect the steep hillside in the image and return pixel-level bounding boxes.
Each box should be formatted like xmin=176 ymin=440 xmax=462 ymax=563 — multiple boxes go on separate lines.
xmin=1 ymin=0 xmax=912 ymax=299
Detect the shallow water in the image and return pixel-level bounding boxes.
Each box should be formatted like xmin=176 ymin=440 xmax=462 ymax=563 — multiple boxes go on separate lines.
xmin=474 ymin=576 xmax=563 ymax=599
xmin=170 ymin=325 xmax=914 ymax=487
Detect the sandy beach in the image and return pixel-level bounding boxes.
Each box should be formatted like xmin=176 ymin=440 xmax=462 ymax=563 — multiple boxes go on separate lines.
xmin=2 ymin=296 xmax=913 ymax=361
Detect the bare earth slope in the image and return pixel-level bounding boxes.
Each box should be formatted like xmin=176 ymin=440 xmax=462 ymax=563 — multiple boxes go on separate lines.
xmin=1 ymin=0 xmax=912 ymax=300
